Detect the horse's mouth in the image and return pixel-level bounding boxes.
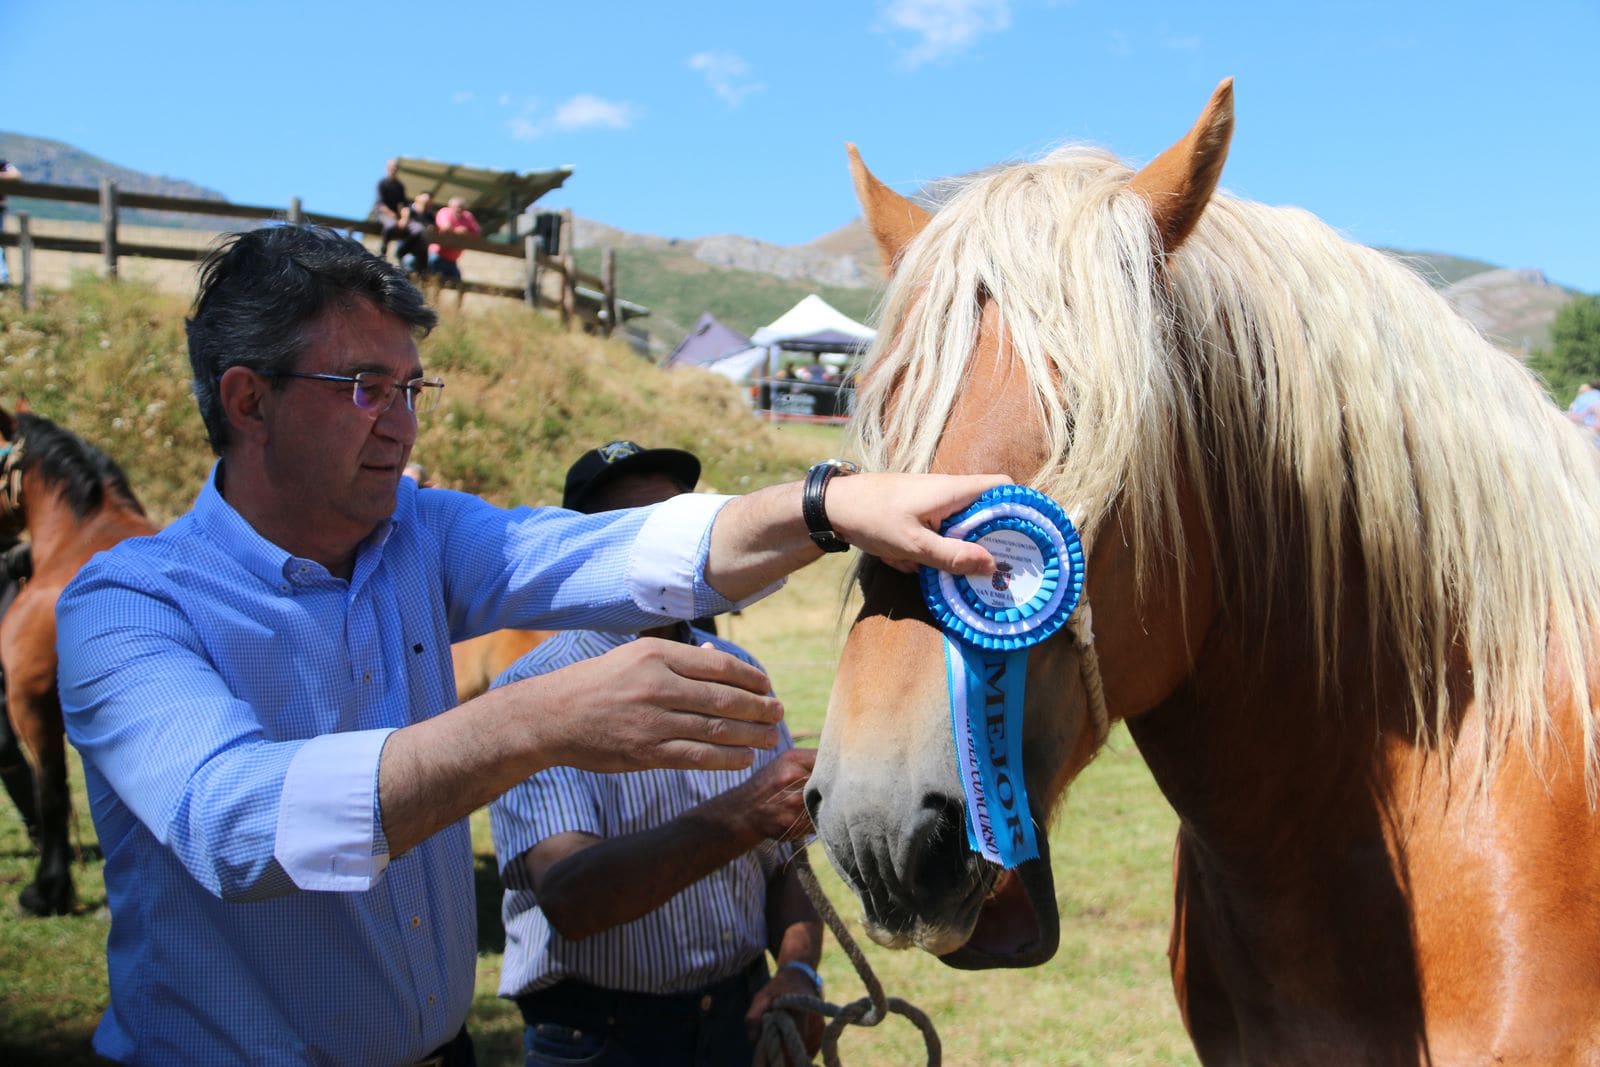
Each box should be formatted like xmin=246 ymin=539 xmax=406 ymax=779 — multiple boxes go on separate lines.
xmin=852 ymin=807 xmax=1061 ymax=969
xmin=937 ymin=822 xmax=1060 ymax=970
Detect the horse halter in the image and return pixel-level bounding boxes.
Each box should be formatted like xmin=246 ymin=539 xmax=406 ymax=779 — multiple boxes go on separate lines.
xmin=0 ymin=437 xmax=26 ymax=528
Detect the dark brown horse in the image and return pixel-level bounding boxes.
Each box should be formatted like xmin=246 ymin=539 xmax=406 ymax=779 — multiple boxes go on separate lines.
xmin=0 ymin=405 xmax=156 ymax=915
xmin=809 ymin=81 xmax=1600 ymax=1062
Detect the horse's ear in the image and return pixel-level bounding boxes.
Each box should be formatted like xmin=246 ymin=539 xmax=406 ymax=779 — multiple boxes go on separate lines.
xmin=847 ymin=143 xmax=932 ymax=273
xmin=1128 ymin=77 xmax=1235 ymax=252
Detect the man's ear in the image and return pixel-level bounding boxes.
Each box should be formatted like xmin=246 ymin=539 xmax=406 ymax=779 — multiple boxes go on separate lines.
xmin=218 ymin=366 xmax=271 ymax=445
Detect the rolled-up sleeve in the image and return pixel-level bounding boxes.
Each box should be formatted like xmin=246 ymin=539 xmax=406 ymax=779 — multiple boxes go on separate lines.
xmin=627 ymin=493 xmax=784 ymax=618
xmin=58 ymin=563 xmax=344 ymax=902
xmin=274 ymin=728 xmax=395 ymax=891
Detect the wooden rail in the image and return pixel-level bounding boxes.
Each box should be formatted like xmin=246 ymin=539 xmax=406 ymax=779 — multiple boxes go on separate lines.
xmin=0 ymin=179 xmax=632 ymax=332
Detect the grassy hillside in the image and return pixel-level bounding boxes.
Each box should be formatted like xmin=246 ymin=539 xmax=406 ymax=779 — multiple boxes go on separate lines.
xmin=575 ymin=245 xmax=881 ymax=351
xmin=0 ymin=277 xmax=824 ymax=522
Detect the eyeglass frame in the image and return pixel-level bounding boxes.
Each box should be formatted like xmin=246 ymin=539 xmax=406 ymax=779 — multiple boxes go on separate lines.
xmin=267 ymin=370 xmax=446 ymax=415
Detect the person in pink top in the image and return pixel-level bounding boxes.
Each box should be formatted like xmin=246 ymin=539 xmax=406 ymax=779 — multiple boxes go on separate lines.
xmin=428 ymin=197 xmax=481 ymax=284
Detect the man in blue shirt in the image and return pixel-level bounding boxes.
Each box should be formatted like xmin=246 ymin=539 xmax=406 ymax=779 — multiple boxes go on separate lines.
xmin=55 ymin=225 xmax=1003 ymax=1065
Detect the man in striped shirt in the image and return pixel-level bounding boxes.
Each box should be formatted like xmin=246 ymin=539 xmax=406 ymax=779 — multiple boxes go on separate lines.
xmin=490 ymin=442 xmax=824 ymax=1066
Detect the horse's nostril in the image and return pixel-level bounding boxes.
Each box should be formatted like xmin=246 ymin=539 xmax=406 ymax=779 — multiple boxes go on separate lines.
xmin=804 ymin=786 xmax=822 ymax=823
xmin=922 ymin=792 xmax=965 ymax=825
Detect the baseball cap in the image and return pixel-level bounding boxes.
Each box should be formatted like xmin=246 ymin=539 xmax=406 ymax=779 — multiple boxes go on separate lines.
xmin=562 ymin=440 xmax=701 ymax=513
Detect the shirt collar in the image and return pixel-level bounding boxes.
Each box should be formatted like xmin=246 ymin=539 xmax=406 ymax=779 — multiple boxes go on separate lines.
xmin=193 ymin=461 xmax=403 ymax=593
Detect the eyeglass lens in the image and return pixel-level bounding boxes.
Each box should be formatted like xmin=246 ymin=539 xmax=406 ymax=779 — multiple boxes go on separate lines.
xmin=352 ymin=372 xmax=441 ymax=414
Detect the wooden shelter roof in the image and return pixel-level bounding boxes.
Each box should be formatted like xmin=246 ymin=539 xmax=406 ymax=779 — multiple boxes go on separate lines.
xmin=390 ymin=157 xmax=573 ymax=239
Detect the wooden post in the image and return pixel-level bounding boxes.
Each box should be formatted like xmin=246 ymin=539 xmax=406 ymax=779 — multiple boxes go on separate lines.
xmin=560 ymin=209 xmax=577 ymax=327
xmin=288 ymin=197 xmax=303 ymax=225
xmin=531 ymin=228 xmax=550 ymax=303
xmin=100 ymin=178 xmax=119 ymax=279
xmin=17 ymin=212 xmax=32 ymax=311
xmin=561 ymin=250 xmax=578 ymax=327
xmin=601 ymin=248 xmax=617 ymax=338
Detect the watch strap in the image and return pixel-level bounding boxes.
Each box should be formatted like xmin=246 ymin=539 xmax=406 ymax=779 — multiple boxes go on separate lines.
xmin=803 ymin=461 xmax=855 ymax=553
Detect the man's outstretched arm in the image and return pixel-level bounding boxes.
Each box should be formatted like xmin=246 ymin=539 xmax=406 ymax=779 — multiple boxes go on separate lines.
xmin=703 ymin=472 xmax=1007 ymax=603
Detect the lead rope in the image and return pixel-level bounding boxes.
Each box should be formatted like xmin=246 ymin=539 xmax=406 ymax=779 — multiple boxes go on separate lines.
xmin=756 ymin=599 xmax=1107 ymax=1066
xmin=755 ymin=849 xmax=941 ymax=1067
xmin=1068 ymin=600 xmax=1110 ymax=748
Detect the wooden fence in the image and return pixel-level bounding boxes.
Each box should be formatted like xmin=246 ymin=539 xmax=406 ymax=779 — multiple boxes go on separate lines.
xmin=0 ymin=179 xmax=637 ymax=335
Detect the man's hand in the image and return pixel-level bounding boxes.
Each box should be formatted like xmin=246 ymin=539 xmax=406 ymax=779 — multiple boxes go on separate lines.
xmin=520 ymin=637 xmax=782 ymax=773
xmin=826 ymin=472 xmax=1008 ymax=574
xmin=728 ymin=748 xmax=815 ymax=842
xmin=745 ymin=965 xmax=825 ymax=1057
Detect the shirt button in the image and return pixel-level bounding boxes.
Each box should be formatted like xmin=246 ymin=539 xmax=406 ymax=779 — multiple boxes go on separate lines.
xmin=699 ymin=994 xmax=712 ymax=1013
xmin=411 ymin=915 xmax=421 ymax=928
xmin=364 ymin=671 xmax=372 ymax=684
xmin=428 ymin=994 xmax=437 ymax=1006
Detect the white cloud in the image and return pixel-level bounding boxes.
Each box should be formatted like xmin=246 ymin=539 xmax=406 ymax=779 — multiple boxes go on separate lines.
xmin=878 ymin=0 xmax=1012 ymax=68
xmin=1163 ymin=34 xmax=1202 ymax=52
xmin=688 ymin=51 xmax=766 ymax=107
xmin=552 ymin=94 xmax=635 ymax=131
xmin=450 ymin=90 xmax=475 ymax=105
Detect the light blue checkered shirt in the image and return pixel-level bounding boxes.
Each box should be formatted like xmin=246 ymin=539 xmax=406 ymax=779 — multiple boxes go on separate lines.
xmin=56 ymin=466 xmax=769 ymax=1066
xmin=488 ymin=628 xmax=793 ymax=999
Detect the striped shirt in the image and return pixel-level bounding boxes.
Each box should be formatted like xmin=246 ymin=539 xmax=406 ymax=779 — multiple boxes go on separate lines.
xmin=56 ymin=467 xmax=777 ymax=1066
xmin=489 ymin=628 xmax=793 ymax=997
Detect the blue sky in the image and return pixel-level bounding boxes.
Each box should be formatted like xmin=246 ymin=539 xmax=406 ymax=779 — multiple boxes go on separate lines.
xmin=7 ymin=1 xmax=1598 ymax=291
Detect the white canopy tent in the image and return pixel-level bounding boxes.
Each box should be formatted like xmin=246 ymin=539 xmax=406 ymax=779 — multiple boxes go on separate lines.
xmin=700 ymin=294 xmax=876 ymax=383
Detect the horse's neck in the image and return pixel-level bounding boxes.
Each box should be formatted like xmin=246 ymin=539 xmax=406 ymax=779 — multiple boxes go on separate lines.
xmin=25 ymin=483 xmax=151 ymax=577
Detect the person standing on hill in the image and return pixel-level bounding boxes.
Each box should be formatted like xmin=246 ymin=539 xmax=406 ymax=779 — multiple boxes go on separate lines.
xmin=490 ymin=441 xmax=824 ymax=1066
xmin=374 ymin=158 xmax=408 ymax=262
xmin=53 ymin=224 xmax=1004 ymax=1065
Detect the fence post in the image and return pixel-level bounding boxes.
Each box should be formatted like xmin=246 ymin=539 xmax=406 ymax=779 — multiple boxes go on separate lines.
xmin=17 ymin=211 xmax=32 ymax=311
xmin=100 ymin=178 xmax=119 ymax=279
xmin=601 ymin=248 xmax=617 ymax=338
xmin=561 ymin=251 xmax=578 ymax=327
xmin=523 ymin=223 xmax=539 ymax=308
xmin=288 ymin=197 xmax=303 ymax=225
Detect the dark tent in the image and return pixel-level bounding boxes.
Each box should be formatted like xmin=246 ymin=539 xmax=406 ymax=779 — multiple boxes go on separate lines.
xmin=770 ymin=328 xmax=872 ymax=356
xmin=664 ymin=312 xmax=756 ymax=368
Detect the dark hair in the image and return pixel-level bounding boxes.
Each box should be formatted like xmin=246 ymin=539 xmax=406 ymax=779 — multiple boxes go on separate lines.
xmin=185 ymin=225 xmax=437 ymax=454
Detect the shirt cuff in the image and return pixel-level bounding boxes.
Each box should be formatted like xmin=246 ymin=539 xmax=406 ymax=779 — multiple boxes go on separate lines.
xmin=274 ymin=728 xmax=396 ymax=891
xmin=627 ymin=493 xmax=784 ymax=618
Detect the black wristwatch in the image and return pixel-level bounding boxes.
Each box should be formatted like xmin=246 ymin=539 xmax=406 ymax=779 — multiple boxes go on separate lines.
xmin=802 ymin=460 xmax=860 ymax=553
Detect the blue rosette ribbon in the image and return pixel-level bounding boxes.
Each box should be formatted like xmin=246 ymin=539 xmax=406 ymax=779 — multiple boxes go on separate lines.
xmin=919 ymin=485 xmax=1085 ymax=868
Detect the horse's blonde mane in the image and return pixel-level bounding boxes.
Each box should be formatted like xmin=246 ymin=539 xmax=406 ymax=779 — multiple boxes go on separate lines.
xmin=852 ymin=146 xmax=1600 ymax=782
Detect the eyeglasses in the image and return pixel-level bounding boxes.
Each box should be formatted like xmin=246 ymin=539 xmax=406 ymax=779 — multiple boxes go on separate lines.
xmin=271 ymin=371 xmax=445 ymax=415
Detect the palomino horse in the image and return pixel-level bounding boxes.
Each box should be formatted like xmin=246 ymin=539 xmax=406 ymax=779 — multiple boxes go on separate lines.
xmin=0 ymin=406 xmax=156 ymax=914
xmin=807 ymin=80 xmax=1600 ymax=1062
xmin=451 ymin=628 xmax=553 ymax=704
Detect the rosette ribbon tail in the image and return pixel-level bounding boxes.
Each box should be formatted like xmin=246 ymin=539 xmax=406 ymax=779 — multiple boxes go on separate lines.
xmin=920 ymin=484 xmax=1085 ymax=871
xmin=944 ymin=639 xmax=1038 ymax=867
